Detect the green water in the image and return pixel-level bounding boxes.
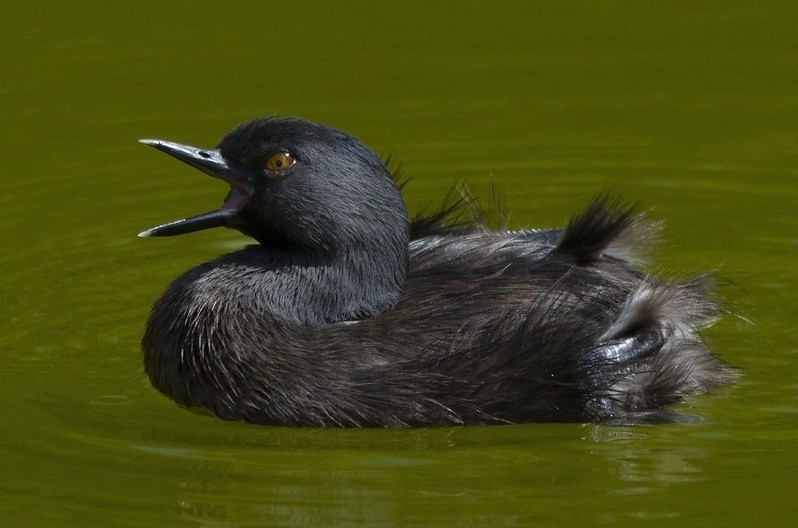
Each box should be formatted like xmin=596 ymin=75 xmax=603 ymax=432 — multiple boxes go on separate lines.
xmin=2 ymin=1 xmax=796 ymax=526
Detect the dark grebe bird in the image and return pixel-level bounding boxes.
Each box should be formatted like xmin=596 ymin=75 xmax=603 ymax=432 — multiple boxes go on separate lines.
xmin=139 ymin=117 xmax=735 ymax=426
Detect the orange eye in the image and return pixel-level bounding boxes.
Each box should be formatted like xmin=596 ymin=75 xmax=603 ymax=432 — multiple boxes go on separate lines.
xmin=263 ymin=151 xmax=296 ymax=173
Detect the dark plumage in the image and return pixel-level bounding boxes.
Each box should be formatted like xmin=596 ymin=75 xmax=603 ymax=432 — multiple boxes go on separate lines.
xmin=139 ymin=116 xmax=736 ymax=427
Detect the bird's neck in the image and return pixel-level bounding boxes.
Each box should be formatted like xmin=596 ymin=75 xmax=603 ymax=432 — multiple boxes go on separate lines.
xmin=279 ymin=247 xmax=408 ymax=324
xmin=188 ymin=242 xmax=408 ymax=326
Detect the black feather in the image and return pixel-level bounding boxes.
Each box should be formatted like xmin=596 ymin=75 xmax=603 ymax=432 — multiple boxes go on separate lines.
xmin=140 ymin=117 xmax=736 ymax=427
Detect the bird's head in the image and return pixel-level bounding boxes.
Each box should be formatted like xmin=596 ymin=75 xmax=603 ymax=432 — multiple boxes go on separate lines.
xmin=140 ymin=117 xmax=409 ymax=257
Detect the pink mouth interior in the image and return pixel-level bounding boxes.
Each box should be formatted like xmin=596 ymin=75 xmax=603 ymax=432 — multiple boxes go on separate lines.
xmin=222 ymin=188 xmax=250 ymax=210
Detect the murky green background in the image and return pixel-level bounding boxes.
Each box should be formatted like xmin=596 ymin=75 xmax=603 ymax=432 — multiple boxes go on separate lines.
xmin=2 ymin=1 xmax=796 ymax=526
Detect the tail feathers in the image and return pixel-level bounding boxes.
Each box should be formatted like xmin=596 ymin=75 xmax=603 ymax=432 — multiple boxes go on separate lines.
xmin=555 ymin=197 xmax=659 ymax=265
xmin=600 ymin=278 xmax=719 ymax=343
xmin=588 ymin=280 xmax=737 ymax=420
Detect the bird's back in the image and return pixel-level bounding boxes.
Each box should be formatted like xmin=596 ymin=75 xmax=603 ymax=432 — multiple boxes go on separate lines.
xmin=247 ymin=200 xmax=735 ymax=426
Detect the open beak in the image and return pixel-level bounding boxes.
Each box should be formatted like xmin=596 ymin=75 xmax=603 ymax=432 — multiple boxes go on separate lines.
xmin=138 ymin=139 xmax=256 ymax=237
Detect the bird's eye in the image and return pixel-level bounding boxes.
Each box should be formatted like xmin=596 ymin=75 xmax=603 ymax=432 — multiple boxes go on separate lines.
xmin=263 ymin=151 xmax=296 ymax=174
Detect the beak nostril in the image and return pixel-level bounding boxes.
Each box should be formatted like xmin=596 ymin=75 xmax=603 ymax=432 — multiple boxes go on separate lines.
xmin=198 ymin=150 xmax=211 ymax=159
